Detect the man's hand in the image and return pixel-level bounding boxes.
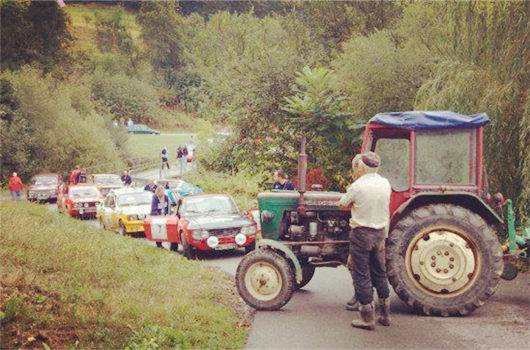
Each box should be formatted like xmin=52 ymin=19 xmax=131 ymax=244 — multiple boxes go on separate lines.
xmin=347 ymin=254 xmax=354 ymax=271
xmin=338 ymin=203 xmax=352 ymax=211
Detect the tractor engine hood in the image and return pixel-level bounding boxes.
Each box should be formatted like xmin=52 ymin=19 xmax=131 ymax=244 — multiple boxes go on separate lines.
xmin=258 ymin=191 xmax=345 ymax=210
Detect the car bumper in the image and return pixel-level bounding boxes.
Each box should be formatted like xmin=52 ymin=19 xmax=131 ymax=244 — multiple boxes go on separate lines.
xmin=192 ymin=235 xmax=256 ymax=251
xmin=68 ymin=208 xmax=97 ymax=217
xmin=28 ymin=193 xmax=57 ymax=201
xmin=123 ymin=220 xmax=145 ymax=233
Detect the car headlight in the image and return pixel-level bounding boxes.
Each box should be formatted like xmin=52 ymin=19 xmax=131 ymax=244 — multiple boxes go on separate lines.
xmin=74 ymin=203 xmax=81 ymax=208
xmin=127 ymin=214 xmax=139 ymax=221
xmin=191 ymin=229 xmax=209 ymax=240
xmin=241 ymin=225 xmax=256 ymax=235
xmin=83 ymin=203 xmax=89 ymax=208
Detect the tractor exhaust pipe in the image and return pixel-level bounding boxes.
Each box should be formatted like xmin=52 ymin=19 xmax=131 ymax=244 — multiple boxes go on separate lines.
xmin=297 ymin=135 xmax=307 ymax=216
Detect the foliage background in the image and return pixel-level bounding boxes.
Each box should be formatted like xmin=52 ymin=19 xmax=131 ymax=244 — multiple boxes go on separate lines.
xmin=1 ymin=0 xmax=528 ymax=221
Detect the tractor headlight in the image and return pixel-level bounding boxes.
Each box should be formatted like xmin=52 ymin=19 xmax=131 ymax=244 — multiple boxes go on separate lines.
xmin=192 ymin=229 xmax=209 ymax=240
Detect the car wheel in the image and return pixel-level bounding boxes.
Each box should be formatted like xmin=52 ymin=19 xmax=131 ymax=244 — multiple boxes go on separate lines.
xmin=118 ymin=221 xmax=126 ymax=236
xmin=236 ymin=248 xmax=295 ymax=311
xmin=99 ymin=217 xmax=107 ymax=230
xmin=181 ymin=233 xmax=196 ymax=259
xmin=170 ymin=242 xmax=179 ymax=252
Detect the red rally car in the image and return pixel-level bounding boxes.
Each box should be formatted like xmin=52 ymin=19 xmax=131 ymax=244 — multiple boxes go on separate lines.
xmin=57 ymin=184 xmax=102 ymax=219
xmin=144 ymin=194 xmax=257 ymax=258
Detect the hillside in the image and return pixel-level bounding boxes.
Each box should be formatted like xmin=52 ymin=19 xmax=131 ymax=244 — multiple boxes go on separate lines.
xmin=0 ymin=202 xmax=250 ymax=349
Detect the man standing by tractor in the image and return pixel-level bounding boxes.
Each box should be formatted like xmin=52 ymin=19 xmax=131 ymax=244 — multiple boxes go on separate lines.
xmin=338 ymin=152 xmax=392 ymax=330
xmin=272 ymin=170 xmax=295 ymax=190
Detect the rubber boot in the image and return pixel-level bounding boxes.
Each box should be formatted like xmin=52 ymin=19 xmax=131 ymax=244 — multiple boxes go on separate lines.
xmin=351 ymin=303 xmax=375 ymax=330
xmin=345 ymin=295 xmax=359 ymax=311
xmin=377 ymin=298 xmax=391 ymax=326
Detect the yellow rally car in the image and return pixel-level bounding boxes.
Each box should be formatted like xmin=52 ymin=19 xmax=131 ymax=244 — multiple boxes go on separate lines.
xmin=97 ymin=188 xmax=153 ymax=235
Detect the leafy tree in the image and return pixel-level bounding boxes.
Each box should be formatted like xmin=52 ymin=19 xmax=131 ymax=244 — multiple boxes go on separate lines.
xmin=0 ymin=0 xmax=72 ymax=73
xmin=414 ymin=0 xmax=529 ymax=221
xmin=137 ymin=1 xmax=184 ymax=88
xmin=282 ymin=66 xmax=356 ymax=188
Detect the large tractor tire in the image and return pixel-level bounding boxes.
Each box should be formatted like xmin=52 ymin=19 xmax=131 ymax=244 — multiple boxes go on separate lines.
xmin=295 ymin=264 xmax=316 ymax=290
xmin=387 ymin=204 xmax=502 ymax=316
xmin=236 ymin=249 xmax=296 ymax=311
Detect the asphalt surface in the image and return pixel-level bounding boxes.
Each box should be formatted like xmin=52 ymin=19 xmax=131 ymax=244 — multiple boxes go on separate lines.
xmin=44 ymin=202 xmax=530 ymax=349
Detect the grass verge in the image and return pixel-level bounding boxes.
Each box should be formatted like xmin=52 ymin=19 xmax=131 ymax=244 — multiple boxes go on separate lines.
xmin=126 ymin=133 xmax=194 ymax=163
xmin=0 ymin=201 xmax=250 ymax=349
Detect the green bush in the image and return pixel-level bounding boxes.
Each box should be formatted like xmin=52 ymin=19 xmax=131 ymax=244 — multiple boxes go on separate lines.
xmin=184 ymin=170 xmax=264 ymax=210
xmin=0 ymin=67 xmax=125 ymax=182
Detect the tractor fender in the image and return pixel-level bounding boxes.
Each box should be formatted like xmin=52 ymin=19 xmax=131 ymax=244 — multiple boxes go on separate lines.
xmin=391 ymin=192 xmax=503 ymax=227
xmin=257 ymin=239 xmax=303 ymax=283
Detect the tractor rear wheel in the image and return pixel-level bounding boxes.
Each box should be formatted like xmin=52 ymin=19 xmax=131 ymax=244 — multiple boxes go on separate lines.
xmin=387 ymin=204 xmax=502 ymax=316
xmin=236 ymin=249 xmax=295 ymax=310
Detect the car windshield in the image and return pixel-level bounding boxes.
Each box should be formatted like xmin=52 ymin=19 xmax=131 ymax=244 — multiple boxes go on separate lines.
xmin=182 ymin=195 xmax=239 ymax=215
xmin=69 ymin=187 xmax=99 ymax=198
xmin=31 ymin=176 xmax=58 ymax=186
xmin=117 ymin=192 xmax=152 ymax=206
xmin=94 ymin=175 xmax=122 ymax=186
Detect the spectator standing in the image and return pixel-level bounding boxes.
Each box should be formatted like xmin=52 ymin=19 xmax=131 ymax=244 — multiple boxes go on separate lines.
xmin=69 ymin=165 xmax=81 ymax=184
xmin=127 ymin=118 xmax=133 ymax=127
xmin=177 ymin=146 xmax=186 ymax=174
xmin=272 ymin=170 xmax=295 ymax=190
xmin=161 ymin=148 xmax=170 ymax=170
xmin=121 ymin=170 xmax=132 ymax=186
xmin=144 ymin=179 xmax=157 ymax=193
xmin=78 ymin=168 xmax=87 ymax=183
xmin=151 ymin=186 xmax=170 ymax=248
xmin=8 ymin=172 xmax=24 ymax=200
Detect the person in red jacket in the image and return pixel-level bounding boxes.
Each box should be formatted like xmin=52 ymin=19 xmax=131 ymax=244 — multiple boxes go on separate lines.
xmin=8 ymin=172 xmax=24 ymax=200
xmin=69 ymin=165 xmax=81 ymax=184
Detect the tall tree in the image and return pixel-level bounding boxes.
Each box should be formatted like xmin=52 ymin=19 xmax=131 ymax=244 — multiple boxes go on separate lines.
xmin=0 ymin=0 xmax=72 ymax=72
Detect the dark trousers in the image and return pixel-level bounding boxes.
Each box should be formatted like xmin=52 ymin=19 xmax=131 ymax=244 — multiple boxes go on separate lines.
xmin=349 ymin=226 xmax=390 ymax=305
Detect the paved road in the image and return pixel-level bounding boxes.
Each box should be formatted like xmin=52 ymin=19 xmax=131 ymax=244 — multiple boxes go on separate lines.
xmin=46 ymin=203 xmax=530 ymax=349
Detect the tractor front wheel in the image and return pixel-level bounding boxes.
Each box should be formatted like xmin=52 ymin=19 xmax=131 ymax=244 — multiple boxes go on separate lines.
xmin=236 ymin=249 xmax=295 ymax=310
xmin=387 ymin=204 xmax=502 ymax=316
xmin=295 ymin=264 xmax=315 ymax=290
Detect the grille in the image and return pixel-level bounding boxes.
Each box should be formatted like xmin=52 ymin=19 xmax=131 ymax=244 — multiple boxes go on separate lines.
xmin=210 ymin=227 xmax=241 ymax=237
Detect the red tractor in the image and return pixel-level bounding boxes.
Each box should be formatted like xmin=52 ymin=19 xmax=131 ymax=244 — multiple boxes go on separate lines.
xmin=236 ymin=111 xmax=506 ymax=316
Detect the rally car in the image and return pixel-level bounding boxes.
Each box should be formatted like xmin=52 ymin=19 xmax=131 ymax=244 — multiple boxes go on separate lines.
xmin=91 ymin=173 xmax=124 ymax=197
xmin=144 ymin=194 xmax=257 ymax=258
xmin=57 ymin=184 xmax=102 ymax=219
xmin=154 ymin=178 xmax=203 ymax=205
xmin=27 ymin=173 xmax=61 ymax=203
xmin=97 ymin=188 xmax=153 ymax=235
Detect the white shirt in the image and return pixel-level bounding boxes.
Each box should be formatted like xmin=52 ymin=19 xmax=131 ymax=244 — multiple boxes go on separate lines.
xmin=337 ymin=172 xmax=391 ymax=232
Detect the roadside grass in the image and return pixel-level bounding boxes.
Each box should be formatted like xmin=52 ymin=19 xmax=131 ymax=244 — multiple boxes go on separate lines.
xmin=126 ymin=133 xmax=193 ymax=163
xmin=0 ymin=201 xmax=249 ymax=349
xmin=183 ymin=170 xmax=264 ymax=211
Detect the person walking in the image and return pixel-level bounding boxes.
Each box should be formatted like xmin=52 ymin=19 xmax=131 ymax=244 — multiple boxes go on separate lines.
xmin=121 ymin=170 xmax=132 ymax=186
xmin=338 ymin=152 xmax=392 ymax=330
xmin=8 ymin=172 xmax=24 ymax=200
xmin=272 ymin=170 xmax=295 ymax=190
xmin=161 ymin=148 xmax=170 ymax=170
xmin=151 ymin=186 xmax=170 ymax=248
xmin=176 ymin=146 xmax=186 ymax=174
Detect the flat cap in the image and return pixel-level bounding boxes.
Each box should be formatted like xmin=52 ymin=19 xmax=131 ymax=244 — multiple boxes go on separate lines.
xmin=361 ymin=151 xmax=381 ymax=168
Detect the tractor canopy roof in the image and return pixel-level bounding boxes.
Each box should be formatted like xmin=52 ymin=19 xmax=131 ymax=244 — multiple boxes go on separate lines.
xmin=369 ymin=111 xmax=490 ymax=130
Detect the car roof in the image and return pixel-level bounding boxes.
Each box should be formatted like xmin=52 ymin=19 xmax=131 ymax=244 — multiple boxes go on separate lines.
xmin=93 ymin=173 xmax=120 ymax=177
xmin=33 ymin=173 xmax=60 ymax=177
xmin=69 ymin=184 xmax=98 ymax=188
xmin=183 ymin=193 xmax=230 ymax=200
xmin=111 ymin=187 xmax=151 ymax=195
